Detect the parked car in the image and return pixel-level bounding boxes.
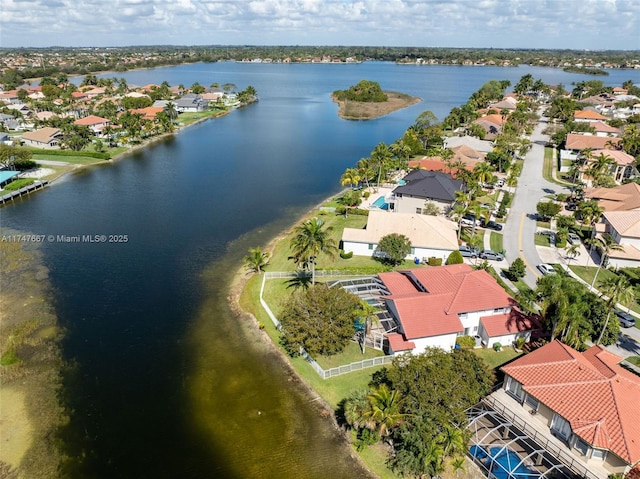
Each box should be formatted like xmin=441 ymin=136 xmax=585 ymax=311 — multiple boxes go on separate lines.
xmin=461 ymin=213 xmax=480 ymax=226
xmin=567 ymin=233 xmax=581 ymax=245
xmin=537 ymin=263 xmax=556 ymax=275
xmin=484 ymin=220 xmax=503 ymax=231
xmin=615 ymin=311 xmax=636 ymax=328
xmin=459 ymin=245 xmax=478 ymax=258
xmin=479 ymin=250 xmax=504 ymax=261
xmin=565 ymin=203 xmax=577 ymax=211
xmin=496 ymin=179 xmax=505 ymax=188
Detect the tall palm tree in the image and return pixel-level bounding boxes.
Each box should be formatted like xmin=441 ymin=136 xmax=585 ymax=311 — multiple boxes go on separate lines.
xmin=437 ymin=424 xmax=466 ymax=459
xmin=473 ymin=161 xmax=495 ymax=187
xmin=243 ymin=247 xmax=270 ymax=273
xmin=289 ymin=218 xmax=337 ymax=285
xmin=596 ymin=275 xmax=634 ymax=345
xmin=565 ymin=243 xmax=581 ymax=267
xmin=340 ymin=168 xmax=361 ymax=189
xmin=590 ymin=233 xmax=624 ymax=290
xmin=362 ymin=384 xmax=407 ymax=439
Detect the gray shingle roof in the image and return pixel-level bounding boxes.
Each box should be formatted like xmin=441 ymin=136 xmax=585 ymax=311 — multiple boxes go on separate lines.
xmin=393 ymin=170 xmax=464 ymax=202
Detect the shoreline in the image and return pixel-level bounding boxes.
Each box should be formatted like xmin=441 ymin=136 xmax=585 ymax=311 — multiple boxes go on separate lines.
xmin=225 ymin=191 xmax=378 ymax=477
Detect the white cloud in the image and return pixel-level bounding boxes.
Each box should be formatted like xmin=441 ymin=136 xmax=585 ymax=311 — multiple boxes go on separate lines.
xmin=1 ymin=0 xmax=638 ymax=49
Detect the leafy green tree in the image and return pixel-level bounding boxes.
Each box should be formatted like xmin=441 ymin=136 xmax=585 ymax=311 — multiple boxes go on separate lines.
xmin=421 ymin=201 xmax=440 ymax=215
xmin=385 ymin=348 xmax=492 ymax=478
xmin=333 ymin=80 xmax=388 ymax=102
xmin=446 ymin=250 xmax=464 ymax=265
xmin=485 ymin=150 xmax=511 ymax=173
xmin=0 ymin=145 xmax=33 ymax=168
xmin=536 ymin=201 xmax=561 ymax=220
xmin=506 ymin=258 xmax=526 ymax=281
xmin=467 ymin=123 xmax=486 ymax=140
xmin=289 ymin=217 xmax=337 ymax=284
xmin=279 ymin=284 xmax=361 ymax=356
xmin=375 ymin=233 xmax=412 ymax=266
xmin=243 ymin=247 xmax=270 ymax=273
xmin=513 ymin=74 xmax=534 ymax=95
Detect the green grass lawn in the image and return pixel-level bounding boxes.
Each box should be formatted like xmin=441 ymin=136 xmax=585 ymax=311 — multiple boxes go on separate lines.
xmin=34 ymin=153 xmax=105 ymax=164
xmin=315 ymin=342 xmax=385 ymax=369
xmin=473 ymin=346 xmax=522 ymax=370
xmin=569 ymin=265 xmax=640 ymax=315
xmin=490 ymin=232 xmax=503 ymax=252
xmin=535 ymin=234 xmax=551 ymax=247
xmin=626 ymin=356 xmax=640 ymax=367
xmin=536 ymin=220 xmax=551 ymax=229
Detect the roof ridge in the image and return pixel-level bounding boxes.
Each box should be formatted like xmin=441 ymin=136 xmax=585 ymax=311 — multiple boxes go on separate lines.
xmin=605 ymin=379 xmax=632 ymax=460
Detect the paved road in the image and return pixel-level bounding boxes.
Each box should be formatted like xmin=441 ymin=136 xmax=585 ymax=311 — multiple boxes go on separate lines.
xmin=500 ymin=110 xmax=640 ymax=356
xmin=502 ymin=112 xmax=570 ymax=289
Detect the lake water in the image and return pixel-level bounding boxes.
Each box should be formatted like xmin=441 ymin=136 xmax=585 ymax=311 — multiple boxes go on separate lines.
xmin=4 ymin=62 xmax=639 ymax=478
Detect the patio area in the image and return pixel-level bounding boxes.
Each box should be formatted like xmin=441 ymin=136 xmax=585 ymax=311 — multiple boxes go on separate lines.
xmin=467 ymin=389 xmax=612 ymax=479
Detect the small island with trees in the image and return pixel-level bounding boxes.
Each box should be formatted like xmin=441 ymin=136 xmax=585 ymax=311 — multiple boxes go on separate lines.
xmin=331 ymin=79 xmax=420 ymax=120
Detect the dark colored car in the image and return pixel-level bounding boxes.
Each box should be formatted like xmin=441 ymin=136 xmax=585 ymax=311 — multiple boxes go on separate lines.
xmin=484 ymin=220 xmax=503 ymax=231
xmin=459 ymin=245 xmax=478 ymax=258
xmin=615 ymin=311 xmax=636 ymax=328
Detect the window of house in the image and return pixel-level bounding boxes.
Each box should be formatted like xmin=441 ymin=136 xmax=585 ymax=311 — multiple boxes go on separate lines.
xmin=416 ymin=208 xmax=422 ymax=214
xmin=551 ymin=414 xmax=572 ymax=440
xmin=473 ymin=326 xmax=478 ymax=333
xmin=525 ymin=394 xmax=539 ymax=412
xmin=410 ymin=247 xmax=415 ymax=255
xmin=368 ymin=244 xmax=374 ymax=250
xmin=459 ymin=313 xmax=468 ymax=319
xmin=591 ymin=449 xmax=607 ymax=461
xmin=506 ymin=377 xmax=524 ymax=401
xmin=574 ymin=438 xmax=589 ymax=456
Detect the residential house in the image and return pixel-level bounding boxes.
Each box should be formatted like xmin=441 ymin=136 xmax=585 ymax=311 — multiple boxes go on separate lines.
xmin=579 ymin=149 xmax=638 ymax=186
xmin=0 ymin=113 xmax=20 ymax=130
xmin=561 ymin=133 xmax=621 ymax=163
xmin=377 ymin=264 xmax=540 ymax=355
xmin=500 ymin=340 xmax=640 ymax=477
xmin=390 ymin=170 xmax=464 ymax=214
xmin=20 ymin=127 xmax=62 ymax=149
xmin=408 ymin=145 xmax=485 ymax=177
xmin=74 ymin=115 xmax=110 ymax=134
xmin=0 ymin=90 xmax=20 ymax=104
xmin=599 ymin=210 xmax=640 ymax=267
xmin=444 ymin=135 xmax=494 ymax=153
xmin=574 ymin=109 xmax=608 ymax=123
xmin=590 ymin=121 xmax=621 ymax=137
xmin=487 ymin=96 xmax=518 ymax=111
xmin=130 ymin=107 xmax=164 ymax=120
xmin=175 ymin=93 xmax=209 ymax=113
xmin=341 ymin=210 xmax=458 ymax=262
xmin=472 ymin=114 xmax=504 ymax=139
xmin=585 ymin=183 xmax=640 ymax=212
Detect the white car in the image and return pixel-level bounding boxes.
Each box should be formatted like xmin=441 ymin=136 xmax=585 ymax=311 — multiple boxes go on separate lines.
xmin=537 ymin=263 xmax=556 ymax=275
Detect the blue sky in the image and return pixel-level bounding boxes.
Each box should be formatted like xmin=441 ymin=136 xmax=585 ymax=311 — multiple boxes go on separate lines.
xmin=2 ymin=0 xmax=639 ymax=50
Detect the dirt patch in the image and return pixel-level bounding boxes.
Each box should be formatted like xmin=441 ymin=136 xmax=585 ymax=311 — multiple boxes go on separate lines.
xmin=332 ymin=91 xmax=421 ymax=120
xmin=0 ymin=236 xmax=66 ymax=479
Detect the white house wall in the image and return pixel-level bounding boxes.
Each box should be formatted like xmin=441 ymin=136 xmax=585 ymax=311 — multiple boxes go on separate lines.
xmin=392 ymin=196 xmax=451 ymax=215
xmin=412 ymin=333 xmax=458 ymax=353
xmin=342 ymin=241 xmax=454 ymax=263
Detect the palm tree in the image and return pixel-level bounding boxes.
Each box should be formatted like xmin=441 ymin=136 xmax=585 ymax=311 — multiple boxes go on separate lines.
xmin=451 ymin=203 xmax=468 ymax=240
xmin=565 ymin=243 xmax=581 ymax=267
xmin=473 ymin=161 xmax=495 ymax=187
xmin=340 ymin=168 xmax=361 ymax=189
xmin=596 ymin=275 xmax=634 ymax=345
xmin=243 ymin=247 xmax=270 ymax=273
xmin=437 ymin=424 xmax=466 ymax=459
xmin=289 ymin=218 xmax=337 ymax=285
xmin=450 ymin=457 xmax=466 ymax=478
xmin=362 ymin=384 xmax=407 ymax=439
xmin=590 ymin=233 xmax=624 ymax=290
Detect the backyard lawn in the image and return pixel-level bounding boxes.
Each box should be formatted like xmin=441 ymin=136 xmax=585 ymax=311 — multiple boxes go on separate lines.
xmin=569 ymin=265 xmax=640 ymax=316
xmin=473 ymin=346 xmax=522 ymax=370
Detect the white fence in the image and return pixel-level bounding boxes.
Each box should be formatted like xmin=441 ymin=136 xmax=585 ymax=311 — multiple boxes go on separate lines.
xmin=260 ymin=273 xmax=393 ymax=379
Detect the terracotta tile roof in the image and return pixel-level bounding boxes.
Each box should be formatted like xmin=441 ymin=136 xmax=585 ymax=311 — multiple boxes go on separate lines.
xmin=378 ymin=265 xmax=516 ymax=340
xmin=501 ymin=340 xmax=640 ymax=464
xmin=130 ymin=106 xmax=164 ymax=120
xmin=591 ymin=149 xmax=635 ymax=166
xmin=21 ymin=127 xmax=61 ymax=144
xmin=385 ymin=332 xmax=416 ymax=352
xmin=574 ymin=109 xmax=608 ymax=120
xmin=565 ymin=134 xmax=621 ymax=150
xmin=74 ymin=115 xmax=109 ymax=126
xmin=480 ymin=309 xmax=542 ymax=337
xmin=591 ymin=121 xmax=621 ymax=135
xmin=585 ymin=183 xmax=640 ymax=211
xmin=604 ymin=210 xmax=640 ymax=237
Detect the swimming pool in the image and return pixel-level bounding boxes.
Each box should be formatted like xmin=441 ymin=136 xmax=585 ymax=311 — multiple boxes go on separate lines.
xmin=470 ymin=445 xmax=540 ymax=479
xmin=371 ymin=195 xmax=389 ymax=210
